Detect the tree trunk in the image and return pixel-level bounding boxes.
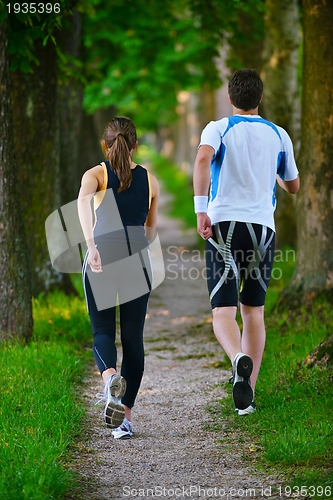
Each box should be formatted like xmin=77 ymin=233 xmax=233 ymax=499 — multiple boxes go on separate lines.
xmin=57 ymin=10 xmax=84 ymax=206
xmin=261 ymin=0 xmax=301 ymax=249
xmin=10 ymin=38 xmax=72 ymax=296
xmin=228 ymin=12 xmax=264 ymax=73
xmin=77 ymin=107 xmax=117 ymax=181
xmin=279 ymin=0 xmax=333 ymax=308
xmin=303 ymin=335 xmax=333 ymax=368
xmin=171 ymin=90 xmax=202 ymax=176
xmin=0 ymin=19 xmax=33 ymax=341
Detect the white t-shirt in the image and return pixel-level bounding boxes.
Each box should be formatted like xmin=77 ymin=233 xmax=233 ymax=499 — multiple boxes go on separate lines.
xmin=199 ymin=115 xmax=299 ymax=231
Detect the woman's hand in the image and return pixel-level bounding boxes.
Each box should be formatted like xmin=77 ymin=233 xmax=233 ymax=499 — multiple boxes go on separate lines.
xmin=88 ymin=246 xmax=103 ymax=273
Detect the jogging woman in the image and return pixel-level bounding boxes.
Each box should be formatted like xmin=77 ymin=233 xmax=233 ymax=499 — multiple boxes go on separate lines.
xmin=78 ymin=116 xmax=159 ymax=439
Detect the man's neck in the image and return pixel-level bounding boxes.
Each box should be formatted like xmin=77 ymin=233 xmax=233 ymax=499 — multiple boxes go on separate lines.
xmin=232 ymin=106 xmax=259 ymax=115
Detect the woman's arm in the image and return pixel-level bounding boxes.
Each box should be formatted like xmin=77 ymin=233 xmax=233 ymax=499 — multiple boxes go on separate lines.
xmin=145 ymin=174 xmax=159 ymax=242
xmin=77 ymin=167 xmax=103 ymax=272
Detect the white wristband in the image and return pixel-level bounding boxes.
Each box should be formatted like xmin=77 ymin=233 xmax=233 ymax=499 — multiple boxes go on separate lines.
xmin=194 ymin=196 xmax=208 ymax=214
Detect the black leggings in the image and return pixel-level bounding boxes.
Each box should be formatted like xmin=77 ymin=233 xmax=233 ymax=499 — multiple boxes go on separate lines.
xmin=84 ymin=276 xmax=150 ymax=409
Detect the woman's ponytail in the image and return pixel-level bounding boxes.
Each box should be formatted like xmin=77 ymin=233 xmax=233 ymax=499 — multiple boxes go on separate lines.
xmin=101 ymin=117 xmax=137 ymax=192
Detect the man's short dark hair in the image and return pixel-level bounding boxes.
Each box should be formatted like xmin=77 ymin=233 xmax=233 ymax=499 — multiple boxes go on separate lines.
xmin=228 ymin=69 xmax=263 ymax=111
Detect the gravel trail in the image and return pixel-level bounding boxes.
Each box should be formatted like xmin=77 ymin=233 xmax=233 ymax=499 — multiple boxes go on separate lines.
xmin=69 ymin=195 xmax=287 ymax=500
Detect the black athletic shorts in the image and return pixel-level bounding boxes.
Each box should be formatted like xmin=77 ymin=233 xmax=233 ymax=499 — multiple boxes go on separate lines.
xmin=205 ymin=221 xmax=275 ymax=308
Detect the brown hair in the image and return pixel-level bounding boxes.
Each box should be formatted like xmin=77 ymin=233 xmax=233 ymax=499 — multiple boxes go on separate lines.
xmin=228 ymin=68 xmax=263 ymax=111
xmin=101 ymin=116 xmax=137 ymax=192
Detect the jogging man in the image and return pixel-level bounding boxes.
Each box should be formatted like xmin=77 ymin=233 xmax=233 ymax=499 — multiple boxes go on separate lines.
xmin=193 ymin=68 xmax=300 ymax=415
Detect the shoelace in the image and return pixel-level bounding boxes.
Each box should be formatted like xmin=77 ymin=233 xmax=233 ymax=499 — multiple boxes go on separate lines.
xmin=95 ymin=392 xmax=106 ymax=407
xmin=95 ymin=381 xmax=114 ymax=406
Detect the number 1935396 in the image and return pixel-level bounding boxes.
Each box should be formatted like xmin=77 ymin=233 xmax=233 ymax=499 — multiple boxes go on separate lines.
xmin=6 ymin=3 xmax=61 ymax=14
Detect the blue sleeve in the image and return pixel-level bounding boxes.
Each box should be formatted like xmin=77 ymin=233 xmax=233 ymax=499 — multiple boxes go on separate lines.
xmin=278 ymin=127 xmax=299 ymax=181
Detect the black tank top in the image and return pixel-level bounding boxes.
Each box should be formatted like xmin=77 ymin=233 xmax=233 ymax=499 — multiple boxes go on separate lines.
xmin=93 ymin=161 xmax=151 ymax=249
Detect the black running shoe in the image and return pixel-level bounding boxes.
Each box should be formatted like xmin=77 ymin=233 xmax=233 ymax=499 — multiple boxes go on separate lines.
xmin=232 ymin=353 xmax=253 ymax=410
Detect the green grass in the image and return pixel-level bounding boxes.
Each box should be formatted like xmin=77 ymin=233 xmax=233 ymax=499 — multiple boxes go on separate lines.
xmin=32 ymin=289 xmax=91 ymax=344
xmin=0 ymin=280 xmax=92 ymax=500
xmin=217 ymin=257 xmax=333 ymax=497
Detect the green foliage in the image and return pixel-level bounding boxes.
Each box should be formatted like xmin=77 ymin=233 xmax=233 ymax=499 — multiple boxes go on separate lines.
xmin=56 ymin=44 xmax=86 ymax=86
xmin=3 ymin=0 xmax=266 ymax=130
xmin=7 ymin=27 xmax=41 ymax=73
xmin=2 ymin=0 xmax=76 ymax=33
xmin=187 ymin=0 xmax=265 ymax=70
xmin=0 ymin=285 xmax=91 ymax=499
xmin=81 ymin=0 xmax=266 ymax=129
xmin=217 ymin=258 xmax=333 ymax=493
xmin=82 ymin=0 xmax=223 ymax=129
xmin=4 ymin=0 xmax=85 ymax=78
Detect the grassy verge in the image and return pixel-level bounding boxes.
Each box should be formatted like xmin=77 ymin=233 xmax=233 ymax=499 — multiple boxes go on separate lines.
xmin=0 ymin=279 xmax=92 ymax=500
xmin=215 ymin=256 xmax=333 ymax=498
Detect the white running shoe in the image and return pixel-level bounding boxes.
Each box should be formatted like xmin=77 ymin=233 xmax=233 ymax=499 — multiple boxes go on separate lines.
xmin=232 ymin=353 xmax=253 ymax=410
xmin=237 ymin=401 xmax=257 ymax=416
xmin=112 ymin=418 xmax=134 ymax=439
xmin=103 ymin=374 xmax=126 ymax=429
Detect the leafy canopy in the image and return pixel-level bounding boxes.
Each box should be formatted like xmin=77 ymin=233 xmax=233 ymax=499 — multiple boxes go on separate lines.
xmin=82 ymin=0 xmax=223 ymax=129
xmin=82 ymin=0 xmax=264 ymax=130
xmin=2 ymin=0 xmax=265 ymax=130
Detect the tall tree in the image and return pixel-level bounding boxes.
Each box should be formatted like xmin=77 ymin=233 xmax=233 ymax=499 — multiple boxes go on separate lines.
xmin=57 ymin=9 xmax=84 ymax=205
xmin=10 ymin=37 xmax=64 ymax=296
xmin=8 ymin=10 xmax=80 ymax=296
xmin=261 ymin=0 xmax=301 ymax=248
xmin=0 ymin=18 xmax=33 ymax=341
xmin=280 ymin=0 xmax=333 ymax=307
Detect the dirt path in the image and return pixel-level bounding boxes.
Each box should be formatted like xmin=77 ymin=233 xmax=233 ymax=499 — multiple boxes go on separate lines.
xmin=70 ymin=195 xmax=286 ymax=500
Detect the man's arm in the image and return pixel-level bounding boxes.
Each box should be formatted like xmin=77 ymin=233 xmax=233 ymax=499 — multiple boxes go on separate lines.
xmin=193 ymin=145 xmax=214 ymax=195
xmin=277 ymin=128 xmax=300 ymax=194
xmin=193 ymin=145 xmax=215 ymax=240
xmin=276 ymin=174 xmax=300 ymax=194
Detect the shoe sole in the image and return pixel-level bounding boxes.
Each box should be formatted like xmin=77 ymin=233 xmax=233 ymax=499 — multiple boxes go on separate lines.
xmin=233 ymin=355 xmax=253 ymax=410
xmin=104 ymin=375 xmax=127 ymax=428
xmin=105 ymin=401 xmax=125 ymax=429
xmin=236 ymin=354 xmax=253 ymax=378
xmin=112 ymin=431 xmax=132 ymax=440
xmin=238 ymin=406 xmax=256 ymax=416
xmin=110 ymin=374 xmax=127 ymax=399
